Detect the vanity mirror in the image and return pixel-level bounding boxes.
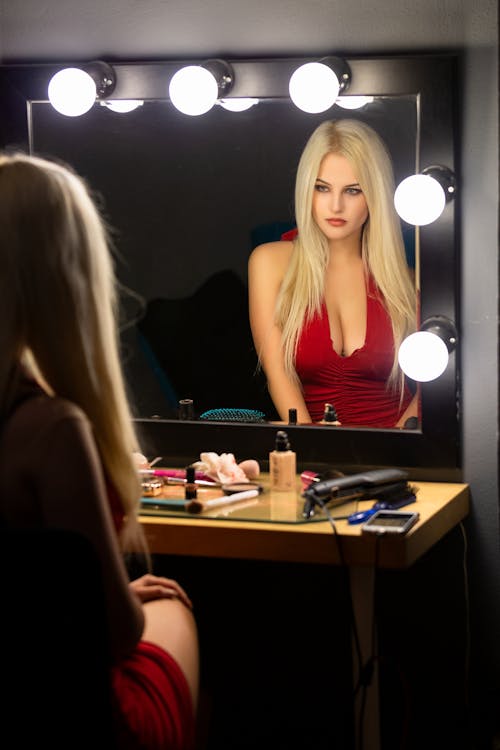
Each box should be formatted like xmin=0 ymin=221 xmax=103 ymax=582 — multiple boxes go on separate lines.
xmin=0 ymin=53 xmax=460 ymax=479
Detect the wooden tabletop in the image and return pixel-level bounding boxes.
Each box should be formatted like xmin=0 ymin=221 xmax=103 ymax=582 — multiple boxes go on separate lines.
xmin=139 ymin=478 xmax=470 ymax=569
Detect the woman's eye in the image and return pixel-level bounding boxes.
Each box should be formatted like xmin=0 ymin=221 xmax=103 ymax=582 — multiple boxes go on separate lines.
xmin=314 ymin=183 xmax=329 ymax=192
xmin=346 ymin=187 xmax=362 ymax=195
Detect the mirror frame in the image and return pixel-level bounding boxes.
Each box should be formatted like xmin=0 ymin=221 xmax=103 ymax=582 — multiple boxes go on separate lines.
xmin=0 ymin=53 xmax=460 ymax=481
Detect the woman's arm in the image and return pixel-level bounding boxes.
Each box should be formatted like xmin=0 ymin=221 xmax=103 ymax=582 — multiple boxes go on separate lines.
xmin=34 ymin=408 xmax=145 ymax=661
xmin=395 ymin=391 xmax=419 ymax=428
xmin=248 ymin=242 xmax=312 ymax=423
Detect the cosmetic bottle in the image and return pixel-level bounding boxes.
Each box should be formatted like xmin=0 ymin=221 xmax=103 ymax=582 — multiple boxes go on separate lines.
xmin=179 ymin=398 xmax=194 ymax=420
xmin=269 ymin=430 xmax=297 ymax=492
xmin=288 ymin=408 xmax=297 ymax=425
xmin=184 ymin=465 xmax=197 ymax=500
xmin=323 ymin=402 xmax=341 ymax=425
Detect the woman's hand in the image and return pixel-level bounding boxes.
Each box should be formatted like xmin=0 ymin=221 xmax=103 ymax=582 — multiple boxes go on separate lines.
xmin=129 ymin=573 xmax=193 ymax=609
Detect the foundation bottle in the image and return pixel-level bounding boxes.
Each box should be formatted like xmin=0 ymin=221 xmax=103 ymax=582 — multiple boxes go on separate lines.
xmin=269 ymin=430 xmax=297 ymax=492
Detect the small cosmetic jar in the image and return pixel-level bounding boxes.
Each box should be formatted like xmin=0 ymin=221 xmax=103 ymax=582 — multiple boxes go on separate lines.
xmin=141 ymin=477 xmax=163 ymax=497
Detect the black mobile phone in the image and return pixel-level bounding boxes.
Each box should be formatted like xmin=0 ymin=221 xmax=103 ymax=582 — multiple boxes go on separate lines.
xmin=361 ymin=509 xmax=420 ymax=535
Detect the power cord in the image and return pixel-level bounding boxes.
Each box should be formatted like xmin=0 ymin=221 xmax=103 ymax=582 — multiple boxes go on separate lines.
xmin=317 ymin=498 xmax=362 ymax=672
xmin=316 ymin=498 xmax=385 ymax=750
xmin=352 ymin=531 xmax=381 ymax=750
xmin=316 ymin=497 xmax=379 ymax=750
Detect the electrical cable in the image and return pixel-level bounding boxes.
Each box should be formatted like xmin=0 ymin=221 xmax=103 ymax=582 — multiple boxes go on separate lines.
xmin=316 ymin=500 xmax=364 ymax=720
xmin=320 ymin=498 xmax=381 ymax=750
xmin=360 ymin=532 xmax=381 ymax=750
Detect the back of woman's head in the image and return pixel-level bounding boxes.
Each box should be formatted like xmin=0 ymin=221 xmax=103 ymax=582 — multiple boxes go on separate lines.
xmin=0 ymin=153 xmax=143 ymax=549
xmin=0 ymin=152 xmax=115 ymax=391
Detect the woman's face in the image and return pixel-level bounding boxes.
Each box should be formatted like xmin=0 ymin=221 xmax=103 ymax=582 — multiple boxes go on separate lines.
xmin=312 ymin=152 xmax=369 ymax=243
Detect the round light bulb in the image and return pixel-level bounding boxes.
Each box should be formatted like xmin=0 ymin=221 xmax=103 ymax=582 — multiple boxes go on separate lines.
xmin=100 ymin=100 xmax=144 ymax=113
xmin=218 ymin=98 xmax=258 ymax=112
xmin=168 ymin=66 xmax=219 ymax=116
xmin=398 ymin=331 xmax=450 ymax=382
xmin=336 ymin=95 xmax=374 ymax=110
xmin=48 ymin=68 xmax=97 ymax=117
xmin=289 ymin=62 xmax=340 ymax=114
xmin=394 ymin=174 xmax=446 ymax=226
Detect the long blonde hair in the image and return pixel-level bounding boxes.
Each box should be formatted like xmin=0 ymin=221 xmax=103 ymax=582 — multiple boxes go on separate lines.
xmin=276 ymin=119 xmax=416 ymax=390
xmin=0 ymin=152 xmax=145 ymax=553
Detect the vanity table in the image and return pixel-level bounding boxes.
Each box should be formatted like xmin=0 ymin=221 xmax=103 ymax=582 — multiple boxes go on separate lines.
xmin=140 ymin=476 xmax=469 ymax=750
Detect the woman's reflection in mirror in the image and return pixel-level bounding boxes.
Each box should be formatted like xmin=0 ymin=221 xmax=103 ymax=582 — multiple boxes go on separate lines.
xmin=248 ymin=119 xmax=417 ymax=428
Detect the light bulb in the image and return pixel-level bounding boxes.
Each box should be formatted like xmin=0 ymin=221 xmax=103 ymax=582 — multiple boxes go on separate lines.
xmin=336 ymin=95 xmax=374 ymax=110
xmin=289 ymin=62 xmax=340 ymax=114
xmin=48 ymin=68 xmax=97 ymax=117
xmin=169 ymin=66 xmax=219 ymax=116
xmin=218 ymin=98 xmax=258 ymax=112
xmin=394 ymin=174 xmax=446 ymax=226
xmin=398 ymin=331 xmax=450 ymax=382
xmin=100 ymin=100 xmax=144 ymax=113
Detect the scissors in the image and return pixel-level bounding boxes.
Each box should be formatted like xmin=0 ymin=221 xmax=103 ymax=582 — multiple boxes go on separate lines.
xmin=347 ymin=492 xmax=417 ymax=524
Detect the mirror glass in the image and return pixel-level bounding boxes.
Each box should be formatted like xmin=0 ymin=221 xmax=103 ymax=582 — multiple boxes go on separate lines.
xmin=0 ymin=55 xmax=459 ymax=478
xmin=30 ymin=95 xmax=417 ymax=420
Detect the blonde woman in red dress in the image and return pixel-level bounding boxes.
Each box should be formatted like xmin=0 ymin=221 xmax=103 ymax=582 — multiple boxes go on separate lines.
xmin=249 ymin=119 xmax=417 ymax=428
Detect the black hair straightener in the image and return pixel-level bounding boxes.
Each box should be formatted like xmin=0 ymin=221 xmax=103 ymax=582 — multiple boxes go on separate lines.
xmin=302 ymin=467 xmax=410 ymax=519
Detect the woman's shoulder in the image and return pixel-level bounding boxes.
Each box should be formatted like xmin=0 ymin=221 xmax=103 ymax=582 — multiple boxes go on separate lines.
xmin=248 ymin=240 xmax=294 ymax=273
xmin=0 ymin=390 xmax=93 ymax=486
xmin=9 ymin=391 xmax=89 ymax=437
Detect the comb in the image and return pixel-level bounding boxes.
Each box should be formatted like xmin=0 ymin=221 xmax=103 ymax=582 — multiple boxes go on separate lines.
xmin=199 ymin=408 xmax=266 ymax=423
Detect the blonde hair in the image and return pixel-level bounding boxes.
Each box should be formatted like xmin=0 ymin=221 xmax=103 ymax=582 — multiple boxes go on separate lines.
xmin=0 ymin=152 xmax=145 ymax=553
xmin=276 ymin=119 xmax=416 ymax=390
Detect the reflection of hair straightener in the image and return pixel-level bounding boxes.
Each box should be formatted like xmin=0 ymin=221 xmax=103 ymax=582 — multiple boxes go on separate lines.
xmin=302 ymin=468 xmax=409 ymax=519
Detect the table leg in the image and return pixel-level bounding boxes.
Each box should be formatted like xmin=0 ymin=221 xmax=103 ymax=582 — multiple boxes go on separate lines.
xmin=349 ymin=565 xmax=380 ymax=750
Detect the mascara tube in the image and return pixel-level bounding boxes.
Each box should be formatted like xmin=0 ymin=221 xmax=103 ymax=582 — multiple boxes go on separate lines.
xmin=184 ymin=465 xmax=198 ymax=500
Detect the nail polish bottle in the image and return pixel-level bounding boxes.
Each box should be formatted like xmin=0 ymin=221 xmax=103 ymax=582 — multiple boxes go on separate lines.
xmin=269 ymin=430 xmax=296 ymax=492
xmin=184 ymin=465 xmax=197 ymax=500
xmin=323 ymin=402 xmax=341 ymax=425
xmin=288 ymin=408 xmax=297 ymax=425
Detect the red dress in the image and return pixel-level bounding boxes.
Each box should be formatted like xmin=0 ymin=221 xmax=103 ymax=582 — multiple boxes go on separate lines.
xmin=109 ymin=487 xmax=195 ymax=750
xmin=295 ymin=278 xmax=412 ymax=427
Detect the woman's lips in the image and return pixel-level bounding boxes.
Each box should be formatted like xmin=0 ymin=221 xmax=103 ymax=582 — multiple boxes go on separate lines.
xmin=326 ymin=218 xmax=346 ymax=227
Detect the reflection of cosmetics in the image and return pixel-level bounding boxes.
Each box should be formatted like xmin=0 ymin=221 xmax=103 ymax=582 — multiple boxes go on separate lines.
xmin=141 ymin=477 xmax=163 ymax=497
xmin=139 ymin=468 xmax=216 ymax=484
xmin=221 ymin=482 xmax=263 ymax=495
xmin=186 ymin=488 xmax=261 ymax=514
xmin=164 ymin=476 xmax=218 ymax=487
xmin=301 ymin=467 xmax=345 ymax=490
xmin=323 ymin=403 xmax=341 ymax=424
xmin=269 ymin=430 xmax=296 ymax=491
xmin=300 ymin=470 xmax=320 ymax=490
xmin=214 ymin=498 xmax=260 ymax=516
xmin=288 ymin=408 xmax=297 ymax=425
xmin=184 ymin=466 xmax=197 ymax=500
xmin=179 ymin=399 xmax=194 ymax=420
